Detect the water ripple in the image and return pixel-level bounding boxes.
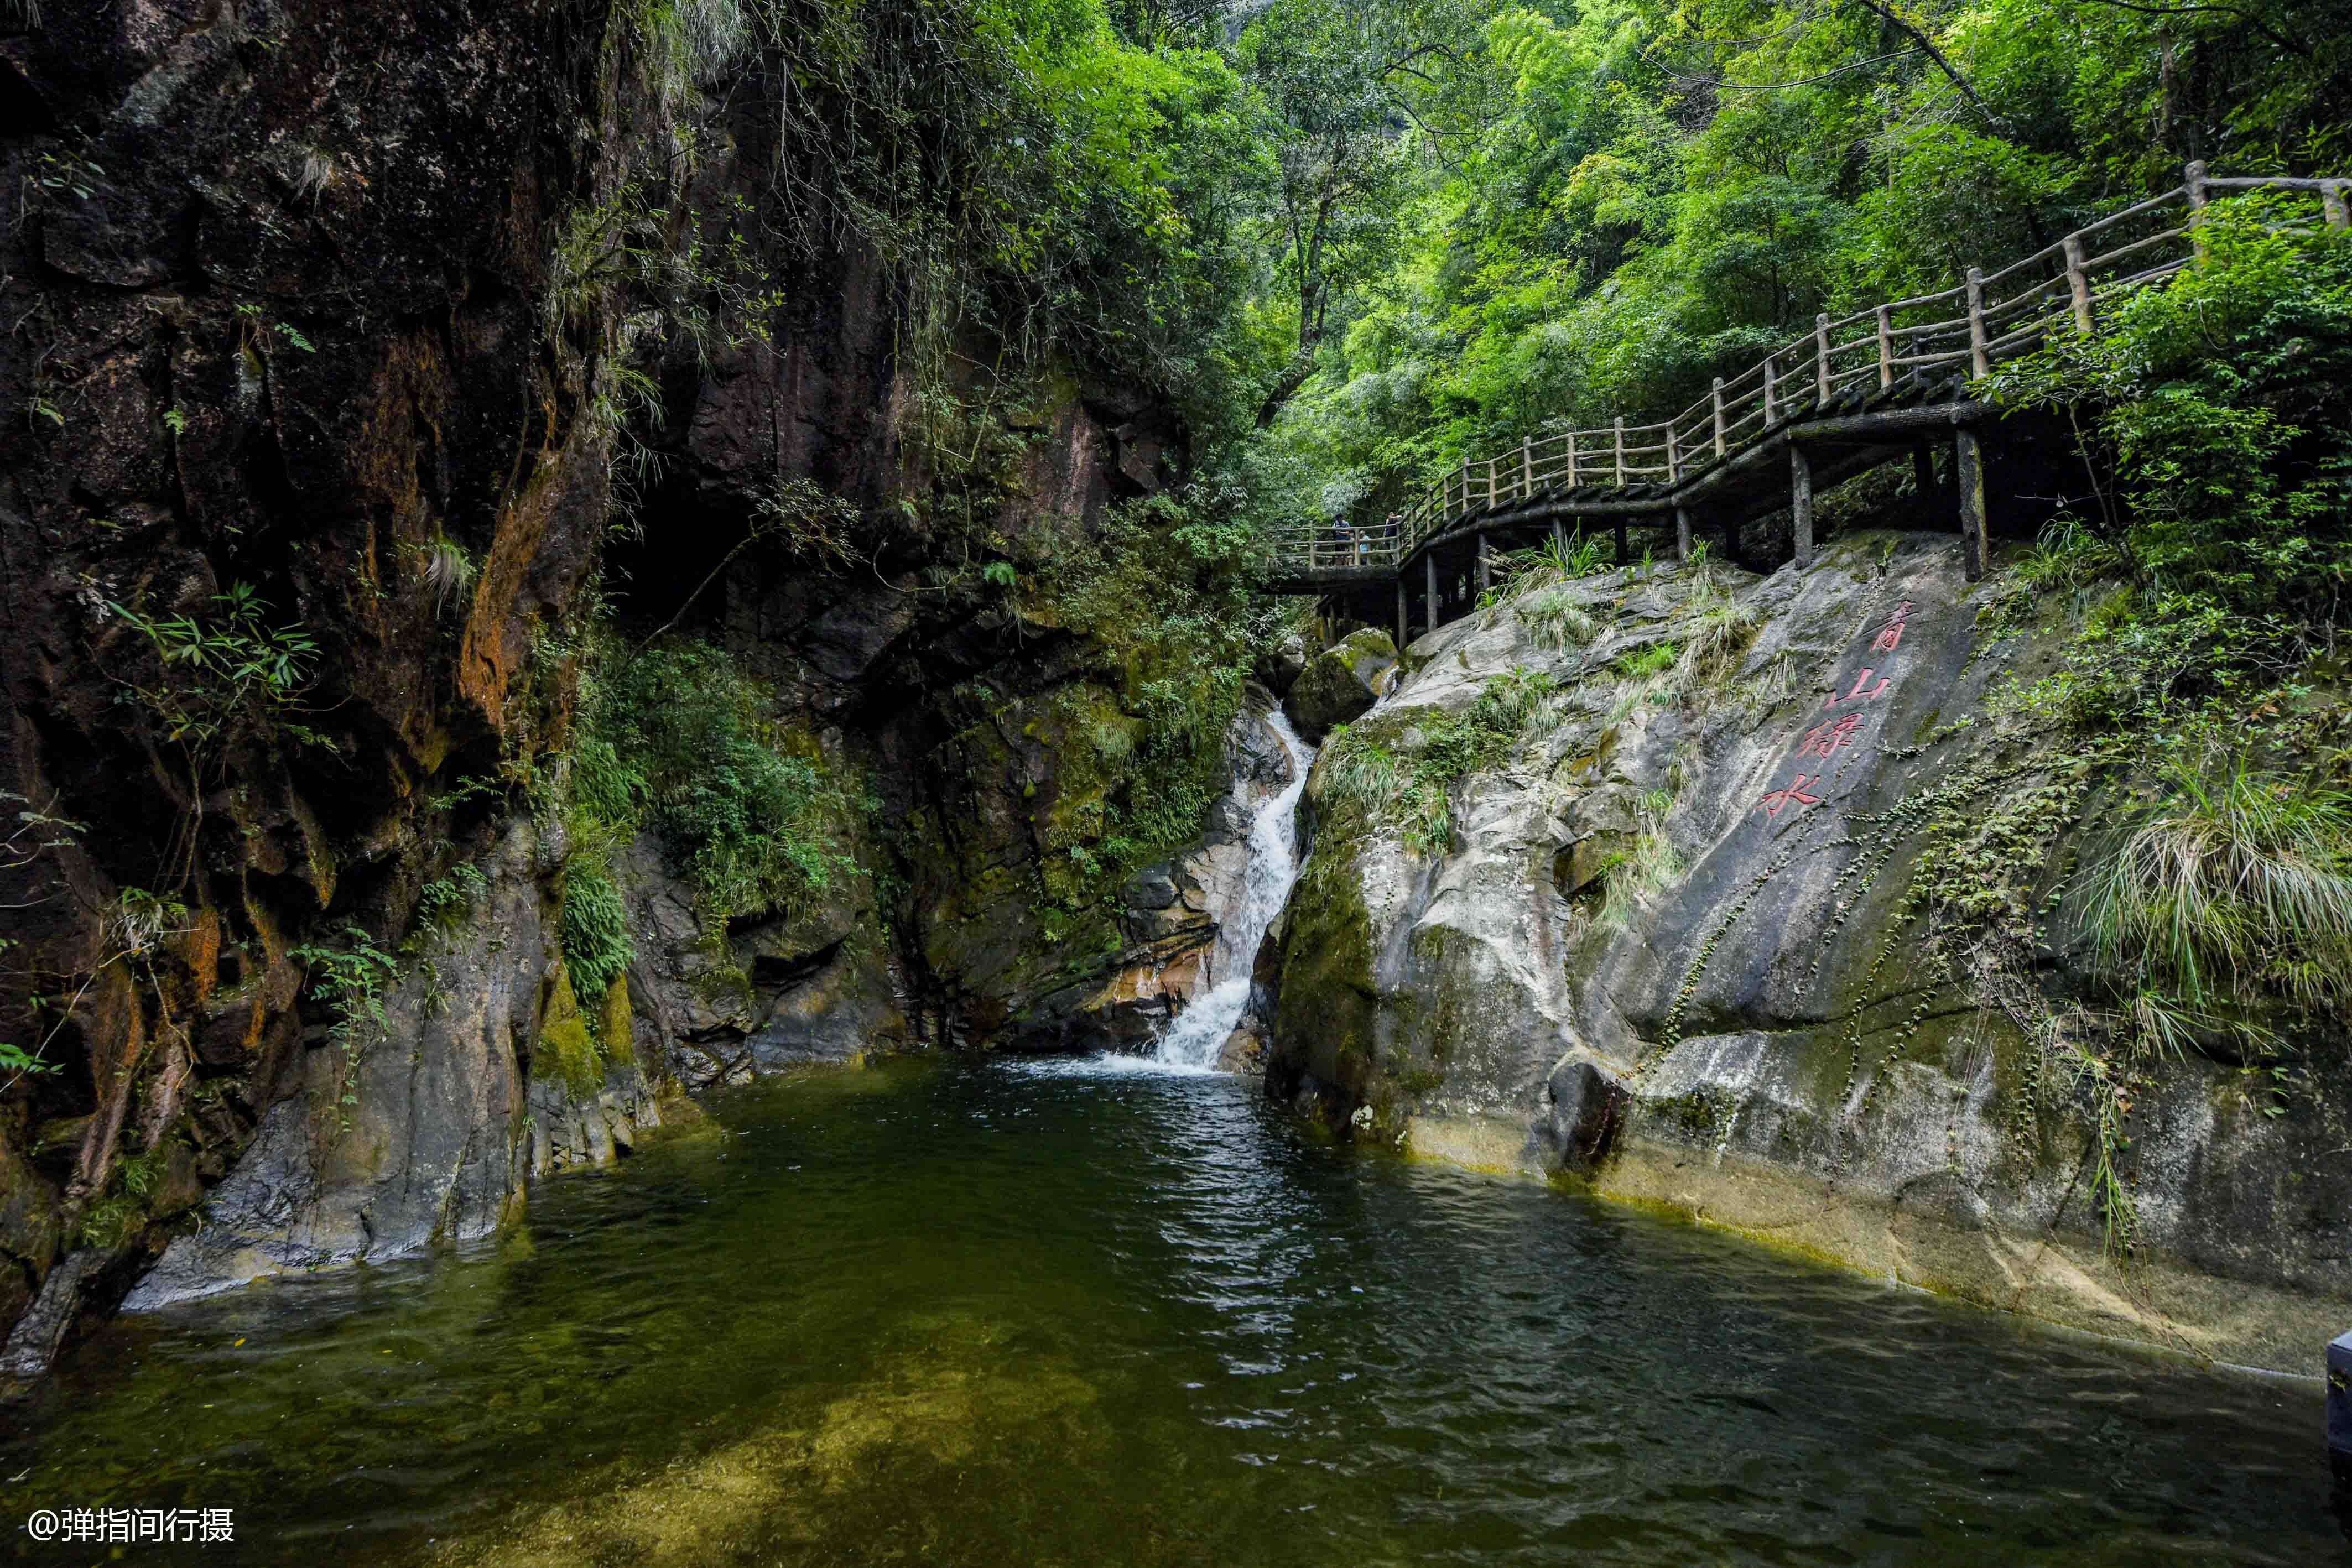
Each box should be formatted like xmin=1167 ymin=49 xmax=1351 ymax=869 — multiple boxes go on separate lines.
xmin=0 ymin=1059 xmax=2337 ymax=1567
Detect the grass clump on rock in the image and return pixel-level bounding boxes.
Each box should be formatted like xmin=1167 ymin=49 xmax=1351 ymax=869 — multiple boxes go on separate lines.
xmin=2087 ymin=752 xmax=2352 ymax=1055
xmin=1320 ymin=666 xmax=1558 ymax=857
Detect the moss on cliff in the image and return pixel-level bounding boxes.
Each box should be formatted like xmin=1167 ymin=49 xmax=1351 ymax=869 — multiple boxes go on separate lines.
xmin=535 ymin=969 xmax=606 ymax=1099
xmin=1269 ymin=841 xmax=1383 ymax=1099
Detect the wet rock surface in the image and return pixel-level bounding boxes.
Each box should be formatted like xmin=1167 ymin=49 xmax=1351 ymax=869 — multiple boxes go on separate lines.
xmin=123 ymin=824 xmax=662 ymax=1309
xmin=1267 ymin=532 xmax=2352 ymax=1371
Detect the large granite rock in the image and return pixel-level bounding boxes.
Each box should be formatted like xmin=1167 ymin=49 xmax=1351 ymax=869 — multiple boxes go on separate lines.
xmin=1267 ymin=532 xmax=2352 ymax=1373
xmin=1256 ymin=632 xmax=1309 ymax=699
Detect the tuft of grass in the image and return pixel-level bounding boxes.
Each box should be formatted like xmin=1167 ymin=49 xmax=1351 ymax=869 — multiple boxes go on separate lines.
xmin=1598 ymin=577 xmax=1757 ymax=722
xmin=1610 ymin=643 xmax=1680 ymax=681
xmin=1495 ymin=532 xmax=1611 ymax=606
xmin=1598 ymin=787 xmax=1683 ymax=929
xmin=417 ymin=535 xmax=479 ymax=617
xmin=2015 ymin=515 xmax=2121 ymax=593
xmin=1318 ymin=668 xmax=1559 ymax=858
xmin=1536 ymin=530 xmax=1611 ymax=579
xmin=1517 ymin=586 xmax=1598 ymax=649
xmin=2086 ymin=752 xmax=2352 ymax=1033
xmin=1672 ymin=573 xmax=1758 ymax=680
xmin=1319 ymin=725 xmax=1401 ymax=826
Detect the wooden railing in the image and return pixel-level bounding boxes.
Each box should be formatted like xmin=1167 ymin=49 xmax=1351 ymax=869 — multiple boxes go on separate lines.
xmin=1275 ymin=165 xmax=2349 ymax=577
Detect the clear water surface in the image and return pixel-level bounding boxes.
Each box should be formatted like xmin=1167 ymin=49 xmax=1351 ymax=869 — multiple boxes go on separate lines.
xmin=2 ymin=1058 xmax=2338 ymax=1566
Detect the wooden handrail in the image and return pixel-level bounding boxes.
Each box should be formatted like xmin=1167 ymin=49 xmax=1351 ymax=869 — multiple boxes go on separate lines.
xmin=1278 ymin=170 xmax=2342 ymax=575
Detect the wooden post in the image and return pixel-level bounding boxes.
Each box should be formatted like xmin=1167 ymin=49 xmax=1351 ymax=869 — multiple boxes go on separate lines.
xmin=1477 ymin=532 xmax=1491 ymax=598
xmin=1486 ymin=457 xmax=1498 ymax=508
xmin=1675 ymin=504 xmax=1692 ymax=562
xmin=1966 ymin=266 xmax=1989 ymax=378
xmin=1955 ymin=426 xmax=1989 ymax=580
xmin=1565 ymin=431 xmax=1579 ymax=489
xmin=1613 ymin=516 xmax=1628 ymax=566
xmin=1711 ymin=377 xmax=1727 ymax=455
xmin=1551 ymin=518 xmax=1565 ymax=561
xmin=1790 ymin=443 xmax=1814 ymax=569
xmin=1396 ymin=579 xmax=1408 ymax=651
xmin=2327 ymin=180 xmax=2350 ymax=230
xmin=1762 ymin=354 xmax=1777 ymax=425
xmin=2185 ymin=159 xmax=2210 ymax=261
xmin=1875 ymin=306 xmax=1893 ymax=389
xmin=1521 ymin=437 xmax=1533 ymax=498
xmin=1424 ymin=553 xmax=1438 ymax=637
xmin=2063 ymin=233 xmax=2093 ymax=334
xmin=1666 ymin=422 xmax=1680 ymax=483
xmin=1613 ymin=417 xmax=1626 ymax=487
xmin=1815 ymin=312 xmax=1832 ymax=403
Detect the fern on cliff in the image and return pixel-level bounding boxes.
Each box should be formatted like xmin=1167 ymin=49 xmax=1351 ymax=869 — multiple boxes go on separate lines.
xmin=565 ymin=638 xmax=861 ymax=941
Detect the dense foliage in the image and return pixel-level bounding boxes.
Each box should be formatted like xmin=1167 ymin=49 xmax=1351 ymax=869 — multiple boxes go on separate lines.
xmin=596 ymin=0 xmax=2352 ymax=1054
xmin=560 ymin=638 xmax=866 ymax=1003
xmin=1988 ymin=204 xmax=2352 ymax=727
xmin=1258 ymin=0 xmax=2350 ymax=513
xmin=632 ymin=0 xmax=2346 ymax=596
xmin=1007 ymin=492 xmax=1287 ymax=934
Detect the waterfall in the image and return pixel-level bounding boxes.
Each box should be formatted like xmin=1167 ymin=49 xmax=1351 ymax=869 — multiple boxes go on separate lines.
xmin=1157 ymin=709 xmax=1314 ymax=1070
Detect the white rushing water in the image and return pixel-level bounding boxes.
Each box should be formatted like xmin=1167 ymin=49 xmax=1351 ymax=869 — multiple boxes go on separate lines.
xmin=1156 ymin=709 xmax=1314 ymax=1070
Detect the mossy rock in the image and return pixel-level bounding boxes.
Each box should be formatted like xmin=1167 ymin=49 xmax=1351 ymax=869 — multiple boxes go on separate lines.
xmin=535 ymin=968 xmax=604 ymax=1097
xmin=1270 ymin=845 xmax=1384 ymax=1098
xmin=597 ymin=973 xmax=636 ymax=1068
xmin=1286 ymin=629 xmax=1398 ymax=741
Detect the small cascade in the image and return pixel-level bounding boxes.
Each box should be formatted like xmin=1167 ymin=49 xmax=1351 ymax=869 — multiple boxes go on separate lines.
xmin=1157 ymin=709 xmax=1314 ymax=1070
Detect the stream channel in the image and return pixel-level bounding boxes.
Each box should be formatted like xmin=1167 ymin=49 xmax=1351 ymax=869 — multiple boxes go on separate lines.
xmin=0 ymin=1055 xmax=2339 ymax=1566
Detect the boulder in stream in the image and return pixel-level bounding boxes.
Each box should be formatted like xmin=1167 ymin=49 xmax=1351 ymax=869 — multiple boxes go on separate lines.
xmin=1284 ymin=628 xmax=1399 ymax=740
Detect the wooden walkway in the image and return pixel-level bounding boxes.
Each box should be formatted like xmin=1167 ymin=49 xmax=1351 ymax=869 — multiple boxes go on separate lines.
xmin=1269 ymin=165 xmax=2349 ymax=640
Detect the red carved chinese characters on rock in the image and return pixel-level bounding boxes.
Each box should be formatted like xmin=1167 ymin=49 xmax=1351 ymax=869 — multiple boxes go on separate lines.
xmin=1822 ymin=666 xmax=1891 ymax=709
xmin=1762 ymin=599 xmax=1918 ymax=821
xmin=1757 ymin=773 xmax=1823 ymax=818
xmin=1798 ymin=712 xmax=1864 ymax=758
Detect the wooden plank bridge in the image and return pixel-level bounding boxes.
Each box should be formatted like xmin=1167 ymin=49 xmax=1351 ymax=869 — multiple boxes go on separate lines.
xmin=1270 ymin=165 xmax=2350 ymax=642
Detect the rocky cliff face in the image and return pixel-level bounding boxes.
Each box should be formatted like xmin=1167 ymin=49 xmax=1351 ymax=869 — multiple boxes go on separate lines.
xmin=0 ymin=0 xmax=637 ymax=1372
xmin=0 ymin=3 xmax=1221 ymax=1369
xmin=118 ymin=819 xmax=665 ymax=1313
xmin=1267 ymin=529 xmax=2352 ymax=1374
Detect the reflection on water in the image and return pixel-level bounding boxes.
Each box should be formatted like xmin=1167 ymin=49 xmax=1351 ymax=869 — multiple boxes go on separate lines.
xmin=1 ymin=1056 xmax=2337 ymax=1566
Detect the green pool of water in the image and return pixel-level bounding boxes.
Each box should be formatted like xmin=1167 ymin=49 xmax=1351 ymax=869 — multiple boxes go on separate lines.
xmin=2 ymin=1056 xmax=2337 ymax=1565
